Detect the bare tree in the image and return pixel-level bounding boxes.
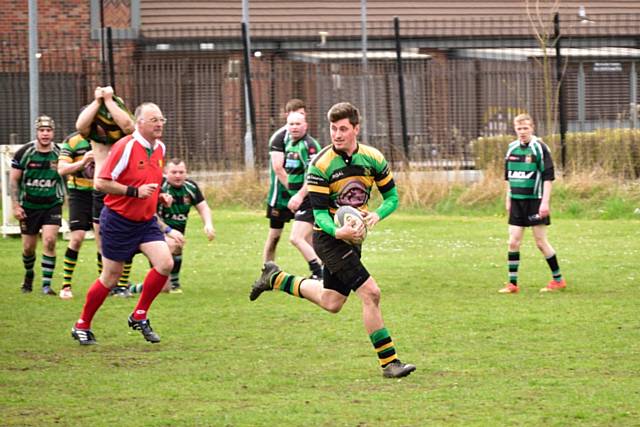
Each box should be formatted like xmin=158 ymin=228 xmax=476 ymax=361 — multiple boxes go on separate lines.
xmin=525 ymin=0 xmax=563 ymax=135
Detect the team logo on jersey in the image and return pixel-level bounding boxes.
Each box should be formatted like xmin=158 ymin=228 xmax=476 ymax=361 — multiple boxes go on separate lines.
xmin=508 ymin=170 xmax=535 ymax=179
xmin=49 ymin=160 xmax=57 ymax=170
xmin=158 ymin=159 xmax=164 ymax=167
xmin=138 ymin=160 xmax=145 ymax=169
xmin=525 ymin=155 xmax=533 ymax=163
xmin=183 ymin=195 xmax=192 ymax=205
xmin=336 ymin=180 xmax=368 ymax=207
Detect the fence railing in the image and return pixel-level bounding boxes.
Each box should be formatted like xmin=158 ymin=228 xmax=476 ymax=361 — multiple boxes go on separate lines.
xmin=1 ymin=14 xmax=639 ymax=171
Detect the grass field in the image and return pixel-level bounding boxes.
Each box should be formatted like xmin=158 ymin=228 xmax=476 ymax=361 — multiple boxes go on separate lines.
xmin=1 ymin=208 xmax=640 ymax=426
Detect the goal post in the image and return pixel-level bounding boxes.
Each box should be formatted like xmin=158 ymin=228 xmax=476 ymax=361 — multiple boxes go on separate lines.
xmin=1 ymin=145 xmax=22 ymax=236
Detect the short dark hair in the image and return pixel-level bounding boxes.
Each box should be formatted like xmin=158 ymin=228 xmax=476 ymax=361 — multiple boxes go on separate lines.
xmin=327 ymin=102 xmax=360 ymax=126
xmin=285 ymin=99 xmax=306 ymax=113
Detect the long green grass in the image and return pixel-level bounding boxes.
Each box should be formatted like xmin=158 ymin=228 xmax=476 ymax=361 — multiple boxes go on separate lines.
xmin=1 ymin=208 xmax=640 ymax=426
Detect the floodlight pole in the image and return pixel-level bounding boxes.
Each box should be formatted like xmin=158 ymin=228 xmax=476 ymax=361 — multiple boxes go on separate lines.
xmin=554 ymin=13 xmax=567 ymax=171
xmin=360 ymin=0 xmax=369 ymax=143
xmin=242 ymin=0 xmax=256 ymax=169
xmin=28 ymin=0 xmax=39 ymax=140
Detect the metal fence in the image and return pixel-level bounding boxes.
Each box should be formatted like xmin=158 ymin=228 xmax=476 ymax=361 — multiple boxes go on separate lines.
xmin=1 ymin=13 xmax=639 ymax=171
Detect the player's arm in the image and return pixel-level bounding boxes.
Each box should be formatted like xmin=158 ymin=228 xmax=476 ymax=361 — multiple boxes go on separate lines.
xmin=101 ymin=86 xmax=135 ymax=134
xmin=76 ymin=87 xmax=103 ymax=137
xmin=95 ymin=177 xmax=158 ymax=199
xmin=195 ymin=200 xmax=216 ymax=241
xmin=58 ymin=151 xmax=93 ymax=176
xmin=368 ymin=160 xmax=399 ymax=228
xmin=9 ymin=168 xmax=26 ymax=220
xmin=270 ymin=151 xmax=289 ymax=188
xmin=156 ymin=215 xmax=185 ymax=247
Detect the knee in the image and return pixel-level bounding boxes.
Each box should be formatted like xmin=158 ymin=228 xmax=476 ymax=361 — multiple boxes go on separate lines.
xmin=324 ymin=300 xmax=344 ymax=314
xmin=156 ymin=256 xmax=174 ymax=276
xmin=288 ymin=234 xmax=300 ymax=247
xmin=362 ymin=285 xmax=381 ymax=307
xmin=508 ymin=237 xmax=521 ymax=250
xmin=42 ymin=236 xmax=57 ymax=252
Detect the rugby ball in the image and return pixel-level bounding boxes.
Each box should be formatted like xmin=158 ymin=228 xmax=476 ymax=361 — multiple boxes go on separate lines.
xmin=334 ymin=205 xmax=367 ymax=244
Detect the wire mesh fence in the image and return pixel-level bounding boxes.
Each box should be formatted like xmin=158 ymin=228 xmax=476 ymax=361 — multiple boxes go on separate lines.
xmin=1 ymin=13 xmax=639 ymax=172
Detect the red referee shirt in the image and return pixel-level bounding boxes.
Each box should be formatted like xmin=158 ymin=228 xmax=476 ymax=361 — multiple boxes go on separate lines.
xmin=99 ymin=131 xmax=166 ymax=222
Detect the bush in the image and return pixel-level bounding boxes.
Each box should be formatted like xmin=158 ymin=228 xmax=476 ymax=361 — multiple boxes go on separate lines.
xmin=472 ymin=129 xmax=640 ymax=178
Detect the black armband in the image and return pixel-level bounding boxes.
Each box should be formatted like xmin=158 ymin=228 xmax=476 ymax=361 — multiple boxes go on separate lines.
xmin=126 ymin=186 xmax=138 ymax=198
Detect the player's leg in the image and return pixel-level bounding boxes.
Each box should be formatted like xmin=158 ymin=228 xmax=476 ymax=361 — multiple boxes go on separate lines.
xmin=168 ymin=241 xmax=183 ymax=293
xmin=19 ymin=232 xmax=38 ymax=293
xmin=40 ymin=206 xmax=61 ymax=295
xmin=263 ymin=227 xmax=283 ymax=263
xmin=62 ymin=191 xmax=92 ymax=299
xmin=500 ymin=199 xmax=526 ymax=294
xmin=289 ymin=216 xmax=323 ymax=279
xmin=263 ymin=207 xmax=291 ymax=263
xmin=127 ymin=240 xmax=171 ymax=343
xmin=71 ymin=256 xmax=124 ymax=344
xmin=533 ymin=225 xmax=566 ymax=292
xmin=249 ymin=260 xmax=346 ymax=311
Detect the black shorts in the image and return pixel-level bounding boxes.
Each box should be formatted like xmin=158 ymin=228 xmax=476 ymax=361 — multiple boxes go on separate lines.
xmin=313 ymin=230 xmax=370 ymax=297
xmin=509 ymin=198 xmax=551 ymax=227
xmin=20 ymin=205 xmax=63 ymax=235
xmin=68 ymin=189 xmax=93 ymax=231
xmin=294 ymin=197 xmax=314 ymax=224
xmin=267 ymin=205 xmax=294 ymax=229
xmin=92 ymin=190 xmax=105 ymax=223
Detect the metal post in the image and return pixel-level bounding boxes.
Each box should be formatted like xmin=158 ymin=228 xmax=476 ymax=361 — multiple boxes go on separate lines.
xmin=577 ymin=62 xmax=585 ymax=130
xmin=554 ymin=13 xmax=567 ymax=171
xmin=99 ymin=0 xmax=107 ymax=85
xmin=394 ymin=17 xmax=409 ymax=162
xmin=242 ymin=22 xmax=256 ymax=169
xmin=360 ymin=0 xmax=368 ymax=143
xmin=28 ymin=0 xmax=39 ymax=141
xmin=631 ymin=62 xmax=638 ymax=129
xmin=107 ymin=27 xmax=116 ymax=91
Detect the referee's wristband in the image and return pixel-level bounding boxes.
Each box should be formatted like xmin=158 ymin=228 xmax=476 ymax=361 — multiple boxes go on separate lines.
xmin=126 ymin=186 xmax=138 ymax=198
xmin=164 ymin=226 xmax=173 ymax=234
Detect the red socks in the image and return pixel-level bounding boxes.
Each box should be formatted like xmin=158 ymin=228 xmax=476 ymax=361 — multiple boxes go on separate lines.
xmin=75 ymin=279 xmax=111 ymax=330
xmin=132 ymin=268 xmax=168 ymax=320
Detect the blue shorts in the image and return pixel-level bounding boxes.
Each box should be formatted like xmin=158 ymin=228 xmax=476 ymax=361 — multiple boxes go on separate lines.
xmin=99 ymin=207 xmax=164 ymax=261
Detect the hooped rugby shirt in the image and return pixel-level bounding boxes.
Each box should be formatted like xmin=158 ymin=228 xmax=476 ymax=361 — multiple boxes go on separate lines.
xmin=504 ymin=136 xmax=555 ymax=200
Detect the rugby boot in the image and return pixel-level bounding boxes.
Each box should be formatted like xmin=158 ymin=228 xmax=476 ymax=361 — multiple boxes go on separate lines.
xmin=540 ymin=278 xmax=566 ymax=293
xmin=382 ymin=360 xmax=417 ymax=378
xmin=498 ymin=283 xmax=519 ymax=294
xmin=21 ymin=276 xmax=33 ymax=293
xmin=128 ymin=315 xmax=161 ymax=343
xmin=249 ymin=261 xmax=281 ymax=301
xmin=71 ymin=327 xmax=97 ymax=345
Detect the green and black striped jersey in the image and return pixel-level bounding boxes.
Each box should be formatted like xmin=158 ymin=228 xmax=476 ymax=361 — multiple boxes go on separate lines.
xmin=284 ymin=133 xmax=321 ymax=192
xmin=157 ymin=178 xmax=205 ymax=233
xmin=307 ymin=143 xmax=395 ymax=215
xmin=59 ymin=132 xmax=94 ymax=191
xmin=12 ymin=142 xmax=65 ymax=209
xmin=266 ymin=127 xmax=291 ymax=209
xmin=88 ymin=95 xmax=133 ymax=145
xmin=504 ymin=136 xmax=555 ymax=200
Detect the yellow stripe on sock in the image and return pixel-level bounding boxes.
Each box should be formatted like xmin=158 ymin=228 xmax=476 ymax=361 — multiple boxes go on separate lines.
xmin=379 ymin=354 xmax=398 ymax=366
xmin=376 ymin=341 xmax=395 ymax=352
xmin=272 ymin=272 xmax=286 ymax=291
xmin=292 ymin=278 xmax=303 ymax=297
